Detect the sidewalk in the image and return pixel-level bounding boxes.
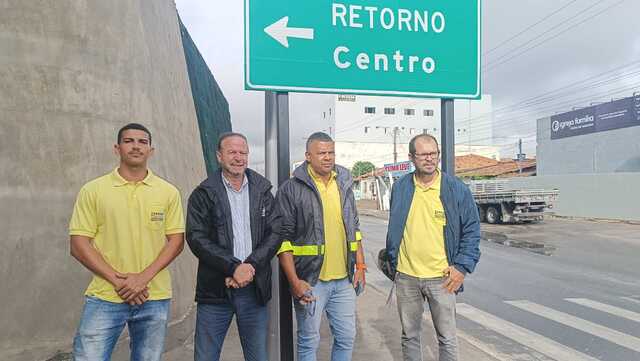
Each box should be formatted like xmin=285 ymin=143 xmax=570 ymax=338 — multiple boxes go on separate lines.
xmin=358 ymin=208 xmax=389 ymax=220
xmin=162 ymin=199 xmax=496 ymax=360
xmin=356 ymin=199 xmax=389 ymax=220
xmin=164 ymin=283 xmax=495 ymax=361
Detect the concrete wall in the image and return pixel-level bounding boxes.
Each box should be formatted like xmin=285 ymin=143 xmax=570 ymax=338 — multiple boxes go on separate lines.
xmin=506 ymin=174 xmax=640 ymax=221
xmin=0 ymin=1 xmax=205 ymax=359
xmin=537 ymin=117 xmax=640 ymax=175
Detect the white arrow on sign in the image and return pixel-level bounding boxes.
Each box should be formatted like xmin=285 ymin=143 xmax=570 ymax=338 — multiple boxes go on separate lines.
xmin=264 ymin=16 xmax=314 ymax=48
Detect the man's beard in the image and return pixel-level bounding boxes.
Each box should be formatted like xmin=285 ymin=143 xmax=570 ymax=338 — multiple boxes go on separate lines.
xmin=415 ymin=165 xmax=436 ymax=176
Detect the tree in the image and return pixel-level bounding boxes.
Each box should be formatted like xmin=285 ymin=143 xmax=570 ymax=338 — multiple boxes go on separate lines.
xmin=352 ymin=161 xmax=376 ymax=178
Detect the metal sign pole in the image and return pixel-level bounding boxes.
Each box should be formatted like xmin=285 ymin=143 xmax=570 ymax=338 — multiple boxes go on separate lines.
xmin=265 ymin=91 xmax=294 ymax=361
xmin=441 ymin=99 xmax=455 ymax=175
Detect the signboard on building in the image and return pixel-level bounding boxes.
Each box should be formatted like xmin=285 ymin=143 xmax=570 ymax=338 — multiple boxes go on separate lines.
xmin=384 ymin=161 xmax=414 ymax=177
xmin=550 ymin=95 xmax=640 ymax=140
xmin=337 ymin=95 xmax=356 ymax=102
xmin=245 ymin=0 xmax=480 ymax=98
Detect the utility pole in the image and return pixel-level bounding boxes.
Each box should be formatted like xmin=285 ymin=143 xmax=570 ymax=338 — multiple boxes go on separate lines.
xmin=393 ymin=126 xmax=399 ymax=163
xmin=518 ymin=138 xmax=523 ymax=157
xmin=376 ymin=126 xmax=403 ymax=164
xmin=517 ymin=138 xmax=524 ymax=174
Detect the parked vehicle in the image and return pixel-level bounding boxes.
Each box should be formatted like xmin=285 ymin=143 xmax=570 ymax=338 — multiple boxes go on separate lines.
xmin=467 ymin=180 xmax=559 ymax=224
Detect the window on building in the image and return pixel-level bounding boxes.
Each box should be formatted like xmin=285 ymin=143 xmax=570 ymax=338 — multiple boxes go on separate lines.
xmin=384 ymin=107 xmax=395 ymax=115
xmin=404 ymin=108 xmax=416 ymax=116
xmin=364 ymin=106 xmax=376 ymax=114
xmin=424 ymin=109 xmax=434 ymax=117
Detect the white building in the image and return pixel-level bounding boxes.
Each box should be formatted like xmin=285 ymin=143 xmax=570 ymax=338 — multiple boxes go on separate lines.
xmin=320 ymin=94 xmax=496 ymax=168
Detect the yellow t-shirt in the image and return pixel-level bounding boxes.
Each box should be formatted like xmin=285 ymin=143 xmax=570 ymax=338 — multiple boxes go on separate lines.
xmin=69 ymin=168 xmax=185 ymax=302
xmin=397 ymin=171 xmax=449 ymax=278
xmin=308 ymin=166 xmax=348 ymax=281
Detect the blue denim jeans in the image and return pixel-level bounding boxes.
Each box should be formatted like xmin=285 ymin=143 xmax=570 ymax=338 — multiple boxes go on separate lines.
xmin=294 ymin=277 xmax=356 ymax=361
xmin=194 ymin=284 xmax=268 ymax=361
xmin=73 ymin=296 xmax=170 ymax=361
xmin=395 ymin=272 xmax=458 ymax=361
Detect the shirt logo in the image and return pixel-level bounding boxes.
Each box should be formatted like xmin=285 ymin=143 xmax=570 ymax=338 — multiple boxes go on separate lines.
xmin=435 ymin=210 xmax=446 ymax=221
xmin=150 ymin=211 xmax=165 ymax=222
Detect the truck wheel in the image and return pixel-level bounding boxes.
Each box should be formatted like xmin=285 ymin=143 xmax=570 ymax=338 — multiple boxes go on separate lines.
xmin=486 ymin=206 xmax=501 ymax=224
xmin=478 ymin=206 xmax=486 ymax=223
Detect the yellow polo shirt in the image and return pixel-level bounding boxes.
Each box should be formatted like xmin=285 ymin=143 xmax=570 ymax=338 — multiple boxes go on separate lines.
xmin=308 ymin=166 xmax=348 ymax=281
xmin=69 ymin=168 xmax=185 ymax=302
xmin=397 ymin=171 xmax=449 ymax=278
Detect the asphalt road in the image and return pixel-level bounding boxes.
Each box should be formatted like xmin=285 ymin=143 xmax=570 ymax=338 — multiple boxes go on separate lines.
xmin=360 ymin=215 xmax=640 ymax=361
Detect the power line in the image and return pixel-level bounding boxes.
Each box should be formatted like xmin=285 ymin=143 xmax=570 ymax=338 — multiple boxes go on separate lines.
xmin=484 ymin=0 xmax=579 ymax=56
xmin=484 ymin=86 xmax=640 ymax=140
xmin=484 ymin=0 xmax=601 ymax=68
xmin=343 ymin=81 xmax=640 ymax=149
xmin=495 ymin=60 xmax=640 ymax=113
xmin=484 ymin=0 xmax=627 ymax=72
xmin=337 ymin=63 xmax=639 ymax=149
xmin=510 ymin=68 xmax=640 ymax=109
xmin=451 ymin=60 xmax=640 ymax=128
xmin=463 ymin=83 xmax=640 ymax=136
xmin=448 ymin=84 xmax=640 ymax=146
xmin=496 ymin=82 xmax=640 ymax=119
xmin=465 ymin=78 xmax=640 ymax=133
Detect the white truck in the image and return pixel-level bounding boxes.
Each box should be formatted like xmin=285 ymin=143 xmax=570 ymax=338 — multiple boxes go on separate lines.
xmin=467 ymin=180 xmax=559 ymax=224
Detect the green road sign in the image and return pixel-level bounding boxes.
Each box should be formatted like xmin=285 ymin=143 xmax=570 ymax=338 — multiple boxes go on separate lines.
xmin=245 ymin=0 xmax=480 ymax=99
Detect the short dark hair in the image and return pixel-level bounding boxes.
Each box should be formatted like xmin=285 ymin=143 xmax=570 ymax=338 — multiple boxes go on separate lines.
xmin=409 ymin=134 xmax=439 ymax=155
xmin=217 ymin=132 xmax=248 ymax=151
xmin=306 ymin=132 xmax=333 ymax=151
xmin=117 ymin=123 xmax=152 ymax=144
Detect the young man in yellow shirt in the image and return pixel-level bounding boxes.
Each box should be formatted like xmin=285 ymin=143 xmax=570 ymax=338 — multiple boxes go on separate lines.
xmin=385 ymin=134 xmax=481 ymax=361
xmin=69 ymin=123 xmax=185 ymax=361
xmin=277 ymin=132 xmax=366 ymax=361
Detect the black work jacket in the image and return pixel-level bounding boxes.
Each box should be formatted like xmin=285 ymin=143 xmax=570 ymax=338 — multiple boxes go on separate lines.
xmin=186 ymin=168 xmax=281 ymax=305
xmin=276 ymin=162 xmax=362 ymax=286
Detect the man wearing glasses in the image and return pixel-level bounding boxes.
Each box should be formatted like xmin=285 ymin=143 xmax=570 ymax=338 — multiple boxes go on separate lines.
xmin=384 ymin=134 xmax=481 ymax=361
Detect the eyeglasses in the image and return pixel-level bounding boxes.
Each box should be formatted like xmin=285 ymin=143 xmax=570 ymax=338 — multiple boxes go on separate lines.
xmin=413 ymin=151 xmax=440 ymax=160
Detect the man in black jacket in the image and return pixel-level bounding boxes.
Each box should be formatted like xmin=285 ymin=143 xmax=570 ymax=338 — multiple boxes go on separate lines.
xmin=186 ymin=132 xmax=281 ymax=361
xmin=277 ymin=132 xmax=366 ymax=361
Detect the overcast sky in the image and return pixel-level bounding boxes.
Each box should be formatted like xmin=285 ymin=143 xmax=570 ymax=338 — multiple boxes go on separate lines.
xmin=175 ymin=0 xmax=640 ymax=166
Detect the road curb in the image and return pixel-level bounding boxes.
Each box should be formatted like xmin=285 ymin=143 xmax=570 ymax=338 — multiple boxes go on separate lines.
xmin=550 ymin=214 xmax=640 ymax=225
